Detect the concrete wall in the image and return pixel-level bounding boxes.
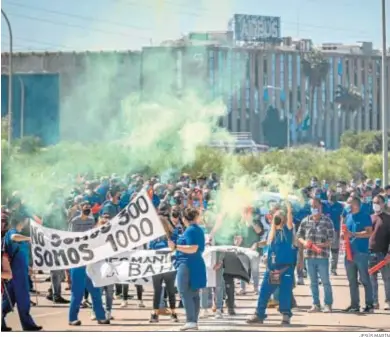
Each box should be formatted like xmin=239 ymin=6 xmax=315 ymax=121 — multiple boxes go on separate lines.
xmin=2 ymin=51 xmax=141 ymax=141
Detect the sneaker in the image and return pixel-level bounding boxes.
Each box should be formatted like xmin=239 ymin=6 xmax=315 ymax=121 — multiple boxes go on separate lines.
xmin=82 ymin=300 xmax=91 ymax=308
xmin=90 ymin=312 xmax=96 ymax=321
xmin=179 ymin=322 xmax=198 ymax=331
xmin=69 ymin=320 xmax=81 ymax=326
xmin=54 ymin=296 xmax=70 ymax=304
xmin=214 ymin=310 xmax=223 ymax=319
xmin=307 ymin=305 xmax=321 ymax=313
xmin=106 ymin=311 xmax=114 ymax=320
xmin=343 ymin=306 xmax=360 ymax=313
xmin=236 ymin=289 xmax=246 ymax=295
xmin=171 ymin=313 xmax=179 ymax=322
xmin=323 ymin=305 xmax=332 ymax=313
xmin=384 ymin=302 xmax=390 ymax=311
xmin=246 ymin=314 xmax=264 ymax=324
xmin=297 ymin=277 xmax=305 ymax=285
xmin=120 ymin=300 xmax=128 ymax=308
xmin=24 ymin=325 xmax=42 ymax=331
xmin=202 ymin=309 xmax=209 ymax=318
xmin=97 ymin=319 xmax=110 ymax=325
xmin=374 ymin=303 xmax=380 ymax=310
xmin=281 ymin=314 xmax=290 ymax=324
xmin=362 ymin=305 xmax=374 ymax=313
xmin=149 ymin=313 xmax=159 ymax=323
xmin=331 ymin=270 xmax=338 ymax=276
xmin=267 ymin=299 xmax=279 ymax=308
xmin=228 ymin=308 xmax=236 ymax=316
xmin=80 ymin=301 xmax=89 ymax=309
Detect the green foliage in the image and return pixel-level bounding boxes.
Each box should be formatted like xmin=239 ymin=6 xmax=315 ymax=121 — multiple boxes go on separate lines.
xmin=301 ymin=49 xmax=330 ymax=88
xmin=340 ymin=130 xmax=390 ymax=154
xmin=334 ymin=85 xmax=363 ymax=113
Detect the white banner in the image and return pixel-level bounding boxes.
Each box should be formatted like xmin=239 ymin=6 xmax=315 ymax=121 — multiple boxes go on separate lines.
xmin=86 ymin=246 xmax=258 ymax=287
xmin=86 ymin=249 xmax=174 ymax=287
xmin=30 ymin=192 xmax=166 ymax=271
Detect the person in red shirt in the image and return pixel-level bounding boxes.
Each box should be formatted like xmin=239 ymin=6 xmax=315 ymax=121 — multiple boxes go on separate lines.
xmin=369 ymin=195 xmax=390 ymax=310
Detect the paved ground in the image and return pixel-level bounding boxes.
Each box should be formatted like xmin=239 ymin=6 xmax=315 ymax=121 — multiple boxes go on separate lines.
xmin=4 ymin=262 xmax=390 ymax=332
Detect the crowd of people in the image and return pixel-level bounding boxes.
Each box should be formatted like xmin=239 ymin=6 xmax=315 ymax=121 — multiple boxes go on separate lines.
xmin=1 ymin=173 xmax=390 ymax=331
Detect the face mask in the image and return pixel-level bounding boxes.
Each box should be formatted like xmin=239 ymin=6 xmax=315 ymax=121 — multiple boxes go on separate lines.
xmin=311 ymin=181 xmax=317 ymax=187
xmin=323 ymin=184 xmax=329 ymax=190
xmin=190 ymin=184 xmax=195 ymax=189
xmin=336 ymin=187 xmax=342 ymax=193
xmin=350 ymin=183 xmax=356 ymax=188
xmin=365 ymin=196 xmax=372 ymax=203
xmin=344 ymin=205 xmax=351 ymax=213
xmin=315 ymin=194 xmax=321 ymax=199
xmin=82 ymin=209 xmax=91 ymax=216
xmin=373 ymin=204 xmax=382 ymax=213
xmin=273 ymin=216 xmax=282 ymax=226
xmin=311 ymin=208 xmax=319 ymax=216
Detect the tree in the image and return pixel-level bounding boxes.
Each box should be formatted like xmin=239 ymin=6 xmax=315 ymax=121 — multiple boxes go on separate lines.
xmin=262 ymin=106 xmax=287 ymax=148
xmin=301 ymin=49 xmax=330 ymax=139
xmin=334 ymin=84 xmax=363 ymax=114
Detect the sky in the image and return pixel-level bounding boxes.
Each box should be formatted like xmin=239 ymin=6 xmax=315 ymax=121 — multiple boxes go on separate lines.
xmin=1 ymin=0 xmax=389 ymax=52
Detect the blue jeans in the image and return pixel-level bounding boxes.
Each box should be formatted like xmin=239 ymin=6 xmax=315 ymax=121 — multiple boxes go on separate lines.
xmin=369 ymin=252 xmax=390 ymax=304
xmin=256 ymin=267 xmax=294 ymax=320
xmin=240 ymin=256 xmax=260 ymax=291
xmin=69 ymin=266 xmax=106 ymax=322
xmin=345 ymin=252 xmax=373 ymax=308
xmin=176 ymin=264 xmax=200 ymax=323
xmin=103 ymin=285 xmax=114 ymax=312
xmin=201 ymin=267 xmax=224 ymax=309
xmin=306 ymin=258 xmax=333 ymax=306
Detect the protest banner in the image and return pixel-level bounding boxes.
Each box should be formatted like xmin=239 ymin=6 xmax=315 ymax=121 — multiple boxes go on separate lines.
xmin=87 ymin=245 xmax=258 ymax=287
xmin=86 ymin=249 xmax=174 ymax=287
xmin=30 ymin=191 xmax=166 ymax=271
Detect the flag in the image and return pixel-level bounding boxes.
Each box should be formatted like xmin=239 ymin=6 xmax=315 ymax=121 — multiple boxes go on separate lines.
xmin=301 ymin=114 xmax=310 ymax=131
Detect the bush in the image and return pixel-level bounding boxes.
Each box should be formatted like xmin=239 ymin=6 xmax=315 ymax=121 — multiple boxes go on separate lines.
xmin=340 ymin=130 xmax=390 ymax=154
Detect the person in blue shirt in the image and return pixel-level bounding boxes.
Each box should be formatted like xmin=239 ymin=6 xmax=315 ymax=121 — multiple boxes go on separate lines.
xmin=360 ymin=187 xmax=374 ymax=216
xmin=317 ymin=180 xmax=329 ymax=200
xmin=2 ymin=215 xmax=42 ymax=331
xmin=343 ymin=196 xmax=374 ymax=313
xmin=246 ymin=203 xmax=295 ymax=325
xmin=322 ymin=189 xmax=344 ymax=276
xmin=168 ymin=207 xmax=206 ymax=331
xmin=95 ymin=177 xmax=110 ymax=204
xmin=100 ymin=186 xmax=121 ymax=218
xmin=148 ymin=216 xmax=180 ymax=324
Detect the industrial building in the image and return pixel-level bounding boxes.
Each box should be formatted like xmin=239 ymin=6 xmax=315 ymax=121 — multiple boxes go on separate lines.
xmin=2 ymin=14 xmax=389 ymax=148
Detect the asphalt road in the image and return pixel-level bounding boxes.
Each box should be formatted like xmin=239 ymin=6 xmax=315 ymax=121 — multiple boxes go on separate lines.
xmin=4 ymin=262 xmax=390 ymax=332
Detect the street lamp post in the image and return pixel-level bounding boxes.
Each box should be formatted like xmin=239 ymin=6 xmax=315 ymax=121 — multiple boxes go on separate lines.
xmin=381 ymin=0 xmax=388 ymax=186
xmin=266 ymin=85 xmax=290 ymax=147
xmin=1 ymin=9 xmax=13 ymax=151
